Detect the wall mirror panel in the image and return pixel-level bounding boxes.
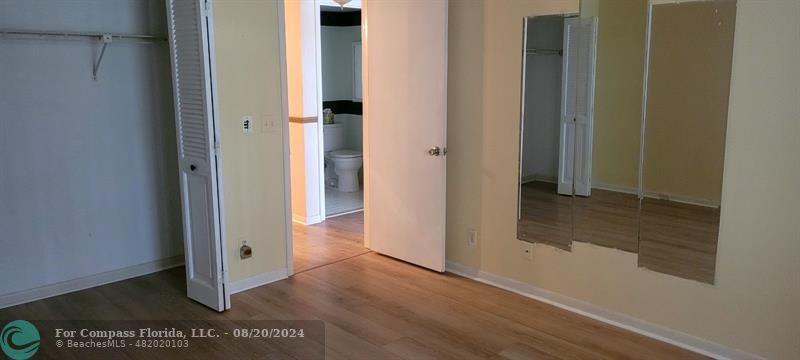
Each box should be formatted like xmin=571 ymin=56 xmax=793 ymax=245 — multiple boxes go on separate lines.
xmin=517 ymin=15 xmax=573 ymax=250
xmin=571 ymin=1 xmax=647 ymax=253
xmin=517 ymin=0 xmax=736 ymax=284
xmin=638 ymin=0 xmax=736 ymax=283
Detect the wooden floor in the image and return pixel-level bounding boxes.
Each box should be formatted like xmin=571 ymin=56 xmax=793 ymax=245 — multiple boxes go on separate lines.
xmin=519 ymin=181 xmax=720 ymax=283
xmin=293 ymin=212 xmax=369 ymax=273
xmin=0 ymin=253 xmax=707 ymax=359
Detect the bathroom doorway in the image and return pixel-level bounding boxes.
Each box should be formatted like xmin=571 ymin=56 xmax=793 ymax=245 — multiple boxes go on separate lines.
xmin=287 ymin=0 xmax=367 ymax=274
xmin=320 ymin=3 xmax=363 ymax=217
xmin=287 ymin=0 xmax=448 ymax=274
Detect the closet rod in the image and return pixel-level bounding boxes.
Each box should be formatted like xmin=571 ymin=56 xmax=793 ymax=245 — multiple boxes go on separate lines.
xmin=526 ymin=48 xmax=563 ymax=56
xmin=0 ymin=29 xmax=165 ymax=41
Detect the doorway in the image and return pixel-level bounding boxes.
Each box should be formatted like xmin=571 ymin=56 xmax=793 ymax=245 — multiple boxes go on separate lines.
xmin=289 ymin=0 xmax=367 ymax=274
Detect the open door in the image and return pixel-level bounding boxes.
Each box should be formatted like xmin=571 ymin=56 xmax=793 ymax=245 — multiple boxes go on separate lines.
xmin=558 ymin=17 xmax=597 ymax=197
xmin=364 ymin=0 xmax=448 ymax=272
xmin=166 ymin=0 xmax=228 ymax=311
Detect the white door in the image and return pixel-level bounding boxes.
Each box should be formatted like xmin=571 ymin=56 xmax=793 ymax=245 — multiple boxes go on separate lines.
xmin=166 ymin=0 xmax=228 ymax=311
xmin=364 ymin=0 xmax=448 ymax=272
xmin=558 ymin=17 xmax=597 ymax=197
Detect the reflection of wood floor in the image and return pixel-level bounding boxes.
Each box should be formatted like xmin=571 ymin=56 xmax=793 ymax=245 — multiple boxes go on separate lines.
xmin=574 ymin=188 xmax=640 ymax=252
xmin=293 ymin=212 xmax=370 ymax=273
xmin=639 ymin=198 xmax=720 ymax=284
xmin=518 ymin=181 xmax=573 ymax=250
xmin=519 ymin=181 xmax=720 ymax=283
xmin=0 ymin=257 xmax=706 ymax=359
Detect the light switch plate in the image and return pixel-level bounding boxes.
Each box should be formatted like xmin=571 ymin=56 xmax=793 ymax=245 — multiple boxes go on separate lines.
xmin=242 ymin=115 xmax=254 ymax=133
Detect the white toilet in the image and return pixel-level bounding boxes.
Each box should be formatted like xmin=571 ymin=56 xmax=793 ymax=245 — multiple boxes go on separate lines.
xmin=323 ymin=123 xmax=363 ymax=192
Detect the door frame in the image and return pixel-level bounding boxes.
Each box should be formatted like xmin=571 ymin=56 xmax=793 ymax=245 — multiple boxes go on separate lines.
xmin=277 ymin=0 xmax=295 ymax=276
xmin=313 ymin=0 xmax=328 ymax=222
xmin=361 ymin=0 xmax=372 ymax=249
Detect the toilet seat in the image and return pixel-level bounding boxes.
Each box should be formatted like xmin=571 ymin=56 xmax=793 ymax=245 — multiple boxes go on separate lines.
xmin=330 ymin=149 xmax=362 ymax=159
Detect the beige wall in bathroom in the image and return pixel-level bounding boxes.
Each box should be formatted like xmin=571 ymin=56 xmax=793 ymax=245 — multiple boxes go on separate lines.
xmin=213 ymin=0 xmax=290 ymax=281
xmin=445 ymin=0 xmax=800 ymax=358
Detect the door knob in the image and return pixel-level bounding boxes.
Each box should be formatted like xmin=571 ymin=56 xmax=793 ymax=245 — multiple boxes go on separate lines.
xmin=190 ymin=164 xmax=197 ymax=171
xmin=428 ymin=146 xmax=442 ymax=156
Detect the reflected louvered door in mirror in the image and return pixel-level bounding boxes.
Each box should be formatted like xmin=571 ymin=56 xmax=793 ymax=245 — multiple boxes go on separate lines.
xmin=166 ymin=0 xmax=227 ymax=311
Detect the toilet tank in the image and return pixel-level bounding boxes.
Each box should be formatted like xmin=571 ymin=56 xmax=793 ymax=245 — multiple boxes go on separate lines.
xmin=323 ymin=123 xmax=345 ymax=152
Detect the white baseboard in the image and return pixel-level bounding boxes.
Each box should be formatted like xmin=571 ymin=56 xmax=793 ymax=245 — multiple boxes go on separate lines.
xmin=227 ymin=268 xmax=288 ymax=294
xmin=521 ymin=174 xmax=556 ymax=184
xmin=644 ymin=192 xmax=720 ymax=208
xmin=292 ymin=213 xmax=323 ymax=225
xmin=445 ymin=261 xmax=763 ymax=360
xmin=593 ymin=182 xmax=639 ymax=195
xmin=0 ymin=255 xmax=185 ymax=309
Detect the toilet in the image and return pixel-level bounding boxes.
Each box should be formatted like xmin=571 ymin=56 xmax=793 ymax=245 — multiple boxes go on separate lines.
xmin=323 ymin=123 xmax=363 ymax=192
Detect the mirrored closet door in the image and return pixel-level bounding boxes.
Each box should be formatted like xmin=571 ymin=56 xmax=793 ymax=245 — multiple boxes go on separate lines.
xmin=516 ymin=0 xmax=736 ymax=284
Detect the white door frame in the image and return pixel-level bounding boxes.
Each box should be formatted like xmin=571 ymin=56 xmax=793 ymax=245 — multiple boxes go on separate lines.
xmin=361 ymin=1 xmax=372 ymax=249
xmin=314 ymin=0 xmax=328 ymax=222
xmin=277 ymin=0 xmax=295 ymax=276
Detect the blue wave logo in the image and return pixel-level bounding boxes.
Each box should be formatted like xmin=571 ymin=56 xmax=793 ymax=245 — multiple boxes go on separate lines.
xmin=1 ymin=320 xmax=40 ymax=360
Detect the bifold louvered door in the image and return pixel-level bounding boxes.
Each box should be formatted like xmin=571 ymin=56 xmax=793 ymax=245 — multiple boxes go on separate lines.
xmin=166 ymin=0 xmax=227 ymax=311
xmin=558 ymin=17 xmax=597 ymax=197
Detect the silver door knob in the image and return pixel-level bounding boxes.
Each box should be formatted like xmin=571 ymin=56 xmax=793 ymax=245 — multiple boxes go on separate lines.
xmin=428 ymin=146 xmax=442 ymax=156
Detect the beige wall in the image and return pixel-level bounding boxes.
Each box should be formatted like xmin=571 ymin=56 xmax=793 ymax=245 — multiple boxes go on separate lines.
xmin=446 ymin=0 xmax=800 ymax=358
xmin=213 ymin=0 xmax=289 ymax=281
xmin=591 ymin=0 xmax=647 ymax=190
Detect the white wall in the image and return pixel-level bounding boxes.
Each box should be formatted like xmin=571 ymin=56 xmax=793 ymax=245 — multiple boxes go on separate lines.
xmin=520 ymin=16 xmax=563 ymax=181
xmin=333 ymin=114 xmax=363 ymax=151
xmin=0 ymin=0 xmax=182 ymax=297
xmin=320 ymin=25 xmax=360 ymax=101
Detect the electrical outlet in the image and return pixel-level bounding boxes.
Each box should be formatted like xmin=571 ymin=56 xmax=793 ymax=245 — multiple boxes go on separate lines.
xmin=468 ymin=229 xmax=478 ymax=248
xmin=242 ymin=115 xmax=254 ymax=133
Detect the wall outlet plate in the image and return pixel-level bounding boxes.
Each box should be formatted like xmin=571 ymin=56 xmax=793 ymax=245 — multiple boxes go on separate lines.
xmin=262 ymin=117 xmax=278 ymax=132
xmin=468 ymin=229 xmax=478 ymax=248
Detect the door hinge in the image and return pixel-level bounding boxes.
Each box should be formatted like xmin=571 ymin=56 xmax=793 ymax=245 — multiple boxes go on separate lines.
xmin=217 ymin=270 xmax=226 ymax=285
